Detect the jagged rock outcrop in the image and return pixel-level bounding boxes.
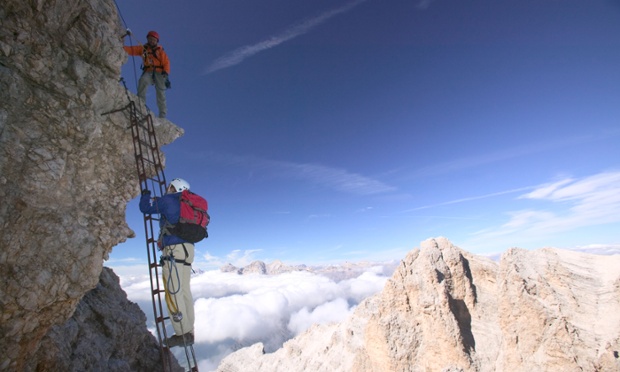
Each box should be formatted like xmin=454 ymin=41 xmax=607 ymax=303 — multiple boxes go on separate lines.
xmin=242 ymin=260 xmax=268 ymax=275
xmin=222 ymin=259 xmax=394 ymax=279
xmin=217 ymin=237 xmax=620 ymax=371
xmin=220 ymin=263 xmax=240 ymax=274
xmin=222 ymin=260 xmax=309 ymax=275
xmin=33 ymin=267 xmax=183 ymax=371
xmin=0 ymin=0 xmax=182 ymax=370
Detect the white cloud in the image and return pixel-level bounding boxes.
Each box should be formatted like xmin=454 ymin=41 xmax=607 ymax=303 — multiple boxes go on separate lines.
xmin=569 ymin=244 xmax=620 ymax=255
xmin=115 ymin=265 xmax=391 ymax=370
xmin=501 ymin=210 xmax=556 ymax=230
xmin=523 ymin=172 xmax=620 ymax=202
xmin=205 ymin=0 xmax=368 ymax=74
xmin=287 ymin=298 xmax=352 ymax=336
xmin=468 ymin=171 xmax=620 ymax=246
xmin=340 ymin=269 xmax=388 ymax=302
xmin=515 ymin=171 xmax=620 ymax=230
xmin=519 ymin=178 xmax=573 ymax=200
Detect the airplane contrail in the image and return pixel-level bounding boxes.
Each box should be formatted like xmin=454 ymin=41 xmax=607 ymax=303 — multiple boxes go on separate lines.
xmin=204 ymin=0 xmax=368 ymax=75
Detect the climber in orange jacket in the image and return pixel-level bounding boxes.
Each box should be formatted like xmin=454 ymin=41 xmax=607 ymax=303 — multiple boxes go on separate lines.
xmin=124 ymin=30 xmax=171 ymax=118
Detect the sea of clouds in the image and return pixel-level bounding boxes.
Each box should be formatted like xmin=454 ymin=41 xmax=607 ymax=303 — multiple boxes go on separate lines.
xmin=110 ymin=241 xmax=620 ymax=370
xmin=114 ymin=264 xmax=394 ymax=371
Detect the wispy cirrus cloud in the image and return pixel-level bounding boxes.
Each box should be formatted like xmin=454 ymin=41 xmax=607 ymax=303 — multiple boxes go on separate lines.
xmin=282 ymin=160 xmax=395 ymax=195
xmin=416 ymin=0 xmax=436 ymax=10
xmin=404 ymin=185 xmax=537 ymax=212
xmin=516 ymin=171 xmax=620 ymax=228
xmin=470 ymin=171 xmax=620 ymax=243
xmin=204 ymin=0 xmax=368 ymax=74
xmin=408 ymin=133 xmax=620 ymax=180
xmin=219 ymin=153 xmax=396 ymax=195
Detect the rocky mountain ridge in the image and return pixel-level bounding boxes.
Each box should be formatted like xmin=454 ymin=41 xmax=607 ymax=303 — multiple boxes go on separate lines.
xmin=218 ymin=237 xmax=620 ymax=371
xmin=222 ymin=259 xmax=398 ymax=280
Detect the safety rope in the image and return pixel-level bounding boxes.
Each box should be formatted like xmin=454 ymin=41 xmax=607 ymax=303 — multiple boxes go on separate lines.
xmin=113 ymin=0 xmax=152 ymax=117
xmin=113 ymin=0 xmax=138 ymax=94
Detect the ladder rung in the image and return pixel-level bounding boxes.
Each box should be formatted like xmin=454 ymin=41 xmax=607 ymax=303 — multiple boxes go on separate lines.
xmin=138 ymin=139 xmax=155 ymax=148
xmin=121 ymin=104 xmax=200 ymax=370
xmin=139 ymin=157 xmax=158 ymax=166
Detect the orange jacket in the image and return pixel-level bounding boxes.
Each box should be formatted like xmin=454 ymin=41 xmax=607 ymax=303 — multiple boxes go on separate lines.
xmin=124 ymin=44 xmax=170 ymax=74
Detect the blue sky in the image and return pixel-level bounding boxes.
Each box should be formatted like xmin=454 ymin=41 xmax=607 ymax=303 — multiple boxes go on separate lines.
xmin=110 ymin=0 xmax=620 ymax=271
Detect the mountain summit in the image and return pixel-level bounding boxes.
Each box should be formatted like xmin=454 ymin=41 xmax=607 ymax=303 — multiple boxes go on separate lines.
xmin=218 ymin=237 xmax=620 ymax=371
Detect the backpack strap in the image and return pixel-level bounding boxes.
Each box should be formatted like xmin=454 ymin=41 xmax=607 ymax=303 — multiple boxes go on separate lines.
xmin=158 ymin=192 xmax=182 ymax=239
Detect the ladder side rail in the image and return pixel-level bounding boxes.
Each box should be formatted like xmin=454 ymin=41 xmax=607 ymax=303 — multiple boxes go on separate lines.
xmin=130 ymin=102 xmax=199 ymax=371
xmin=144 ymin=115 xmax=167 ymax=186
xmin=141 ymin=114 xmax=179 ymax=371
xmin=128 ymin=103 xmax=173 ymax=372
xmin=143 ymin=115 xmax=201 ymax=371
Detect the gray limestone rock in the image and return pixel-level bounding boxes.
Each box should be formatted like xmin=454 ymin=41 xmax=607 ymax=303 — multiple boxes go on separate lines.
xmin=33 ymin=267 xmax=183 ymax=372
xmin=0 ymin=0 xmax=182 ymax=369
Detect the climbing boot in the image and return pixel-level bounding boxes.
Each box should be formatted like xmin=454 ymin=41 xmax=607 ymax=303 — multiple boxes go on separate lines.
xmin=166 ymin=332 xmax=194 ymax=347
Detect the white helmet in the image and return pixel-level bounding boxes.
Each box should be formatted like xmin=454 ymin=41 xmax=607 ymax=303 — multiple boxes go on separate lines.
xmin=169 ymin=178 xmax=190 ymax=192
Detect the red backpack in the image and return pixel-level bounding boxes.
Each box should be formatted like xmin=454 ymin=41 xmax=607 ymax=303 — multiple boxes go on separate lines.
xmin=168 ymin=190 xmax=210 ymax=243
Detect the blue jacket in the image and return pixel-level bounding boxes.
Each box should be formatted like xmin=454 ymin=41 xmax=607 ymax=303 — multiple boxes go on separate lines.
xmin=139 ymin=191 xmax=187 ymax=246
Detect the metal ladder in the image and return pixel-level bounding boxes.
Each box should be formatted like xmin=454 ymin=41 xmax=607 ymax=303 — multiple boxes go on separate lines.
xmin=125 ymin=100 xmax=199 ymax=372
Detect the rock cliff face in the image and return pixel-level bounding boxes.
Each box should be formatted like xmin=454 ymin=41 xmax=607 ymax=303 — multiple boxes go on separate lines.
xmin=33 ymin=267 xmax=182 ymax=372
xmin=0 ymin=1 xmax=182 ymax=370
xmin=218 ymin=237 xmax=620 ymax=372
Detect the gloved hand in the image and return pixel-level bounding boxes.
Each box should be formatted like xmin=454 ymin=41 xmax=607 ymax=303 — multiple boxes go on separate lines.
xmin=141 ymin=189 xmax=151 ymax=196
xmin=160 ymin=72 xmax=171 ymax=89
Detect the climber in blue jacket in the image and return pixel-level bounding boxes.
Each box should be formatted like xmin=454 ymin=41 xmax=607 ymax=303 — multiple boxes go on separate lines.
xmin=139 ymin=178 xmax=195 ymax=348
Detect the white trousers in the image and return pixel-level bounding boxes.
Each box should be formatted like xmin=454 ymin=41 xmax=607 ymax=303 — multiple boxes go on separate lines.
xmin=162 ymin=243 xmax=194 ymax=336
xmin=138 ymin=71 xmax=167 ymax=118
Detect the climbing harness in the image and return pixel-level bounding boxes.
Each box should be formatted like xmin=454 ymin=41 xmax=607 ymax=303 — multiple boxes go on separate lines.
xmin=141 ymin=44 xmax=167 ymax=73
xmin=160 ymin=244 xmax=192 ymax=323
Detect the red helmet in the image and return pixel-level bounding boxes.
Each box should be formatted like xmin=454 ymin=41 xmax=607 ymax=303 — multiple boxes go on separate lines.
xmin=146 ymin=31 xmax=159 ymax=41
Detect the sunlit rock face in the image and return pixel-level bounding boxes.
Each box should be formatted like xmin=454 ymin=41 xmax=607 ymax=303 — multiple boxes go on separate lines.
xmin=218 ymin=237 xmax=620 ymax=371
xmin=0 ymin=0 xmax=182 ymax=369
